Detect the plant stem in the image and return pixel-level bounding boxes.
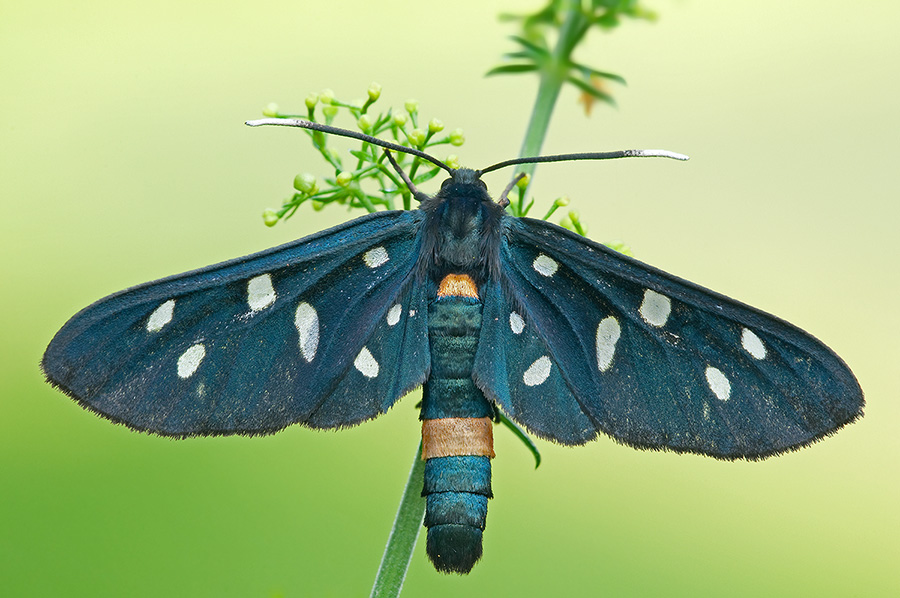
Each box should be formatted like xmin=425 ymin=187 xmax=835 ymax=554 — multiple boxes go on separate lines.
xmin=513 ymin=2 xmax=589 ymax=214
xmin=516 ymin=69 xmax=564 ymax=170
xmin=369 ymin=441 xmax=426 ymax=598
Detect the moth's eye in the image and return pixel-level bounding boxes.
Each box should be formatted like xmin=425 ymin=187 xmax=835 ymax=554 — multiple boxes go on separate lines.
xmin=440 ymin=178 xmax=452 ymax=188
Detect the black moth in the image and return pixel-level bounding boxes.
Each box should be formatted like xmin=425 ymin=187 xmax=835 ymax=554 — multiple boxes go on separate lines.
xmin=42 ymin=119 xmax=864 ymax=574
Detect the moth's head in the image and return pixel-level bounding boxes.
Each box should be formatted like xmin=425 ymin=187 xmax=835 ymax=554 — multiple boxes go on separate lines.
xmin=436 ymin=168 xmax=491 ymax=203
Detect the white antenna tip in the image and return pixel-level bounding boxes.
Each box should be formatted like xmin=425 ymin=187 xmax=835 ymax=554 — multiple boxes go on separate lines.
xmin=635 ymin=149 xmax=690 ymax=161
xmin=245 ymin=118 xmax=308 ymax=128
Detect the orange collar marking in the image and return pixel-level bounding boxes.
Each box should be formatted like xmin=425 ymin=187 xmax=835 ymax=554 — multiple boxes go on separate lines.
xmin=437 ymin=274 xmax=479 ymax=299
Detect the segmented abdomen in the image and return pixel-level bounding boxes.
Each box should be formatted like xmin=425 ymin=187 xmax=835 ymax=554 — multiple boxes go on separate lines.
xmin=421 ymin=274 xmax=494 ymax=574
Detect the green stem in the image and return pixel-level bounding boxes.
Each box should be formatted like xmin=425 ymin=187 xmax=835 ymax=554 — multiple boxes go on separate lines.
xmin=516 ymin=69 xmax=564 ymax=169
xmin=369 ymin=441 xmax=426 ymax=598
xmin=512 ymin=2 xmax=589 ymax=214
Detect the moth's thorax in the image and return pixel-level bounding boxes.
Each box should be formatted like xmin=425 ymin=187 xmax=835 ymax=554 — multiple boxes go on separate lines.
xmin=419 ymin=169 xmax=505 ymax=284
xmin=435 ymin=195 xmax=488 ymax=266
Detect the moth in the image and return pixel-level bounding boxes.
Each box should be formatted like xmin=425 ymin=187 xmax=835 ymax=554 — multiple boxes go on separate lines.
xmin=42 ymin=119 xmax=864 ymax=574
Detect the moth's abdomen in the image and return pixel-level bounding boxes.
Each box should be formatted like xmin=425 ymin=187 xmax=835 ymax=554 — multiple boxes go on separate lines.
xmin=422 ymin=454 xmax=491 ymax=573
xmin=421 ymin=274 xmax=494 ymax=574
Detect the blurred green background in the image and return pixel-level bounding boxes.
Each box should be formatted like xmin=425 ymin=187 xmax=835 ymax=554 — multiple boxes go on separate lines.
xmin=2 ymin=1 xmax=898 ymax=596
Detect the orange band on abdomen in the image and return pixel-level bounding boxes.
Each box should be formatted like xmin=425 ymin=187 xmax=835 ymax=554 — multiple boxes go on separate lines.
xmin=437 ymin=274 xmax=479 ymax=299
xmin=422 ymin=417 xmax=495 ymax=460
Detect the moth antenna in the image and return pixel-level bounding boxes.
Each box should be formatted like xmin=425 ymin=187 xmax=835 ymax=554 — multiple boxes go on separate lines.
xmin=478 ymin=149 xmax=689 ymax=175
xmin=496 ymin=173 xmax=526 ymax=209
xmin=383 ymin=149 xmax=430 ymax=203
xmin=246 ymin=118 xmax=455 ymax=174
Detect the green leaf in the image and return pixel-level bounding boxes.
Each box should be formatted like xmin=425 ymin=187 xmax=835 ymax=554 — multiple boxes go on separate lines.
xmin=509 ymin=35 xmax=550 ymax=57
xmin=522 ymin=2 xmax=558 ymax=28
xmin=497 ymin=412 xmax=541 ymax=469
xmin=502 ymin=50 xmax=536 ymax=61
xmin=566 ymin=75 xmax=617 ymax=107
xmin=349 ymin=149 xmax=378 ymax=162
xmin=592 ymin=0 xmax=626 ymax=10
xmin=486 ymin=63 xmax=539 ymax=76
xmin=412 ymin=168 xmax=440 ymax=185
xmin=569 ymin=61 xmax=627 ymax=85
xmin=603 ymin=240 xmax=634 ymax=256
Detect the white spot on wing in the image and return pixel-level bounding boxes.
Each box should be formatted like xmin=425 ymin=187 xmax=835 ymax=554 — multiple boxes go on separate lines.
xmin=146 ymin=299 xmax=175 ymax=332
xmin=363 ymin=246 xmax=389 ymax=268
xmin=386 ymin=304 xmax=402 ymax=326
xmin=639 ymin=289 xmax=671 ymax=327
xmin=523 ymin=355 xmax=552 ymax=386
xmin=532 ymin=254 xmax=558 ymax=277
xmin=509 ymin=311 xmax=525 ymax=334
xmin=595 ymin=316 xmax=621 ymax=372
xmin=294 ymin=302 xmax=319 ymax=362
xmin=705 ymin=366 xmax=731 ymax=401
xmin=354 ymin=347 xmax=379 ymax=378
xmin=741 ymin=328 xmax=766 ymax=359
xmin=247 ymin=274 xmax=276 ymax=311
xmin=177 ymin=343 xmax=206 ymax=379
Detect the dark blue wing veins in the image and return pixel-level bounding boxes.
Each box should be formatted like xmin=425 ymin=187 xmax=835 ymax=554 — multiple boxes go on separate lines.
xmin=483 ymin=216 xmax=863 ymax=459
xmin=42 ymin=210 xmax=430 ymax=436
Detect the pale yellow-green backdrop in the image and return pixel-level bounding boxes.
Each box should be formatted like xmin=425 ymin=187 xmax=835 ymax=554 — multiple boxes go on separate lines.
xmin=2 ymin=1 xmax=897 ymax=596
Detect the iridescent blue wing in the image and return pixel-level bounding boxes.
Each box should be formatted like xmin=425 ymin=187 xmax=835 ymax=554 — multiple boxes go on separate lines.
xmin=476 ymin=216 xmax=863 ymax=459
xmin=42 ymin=210 xmax=430 ymax=436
